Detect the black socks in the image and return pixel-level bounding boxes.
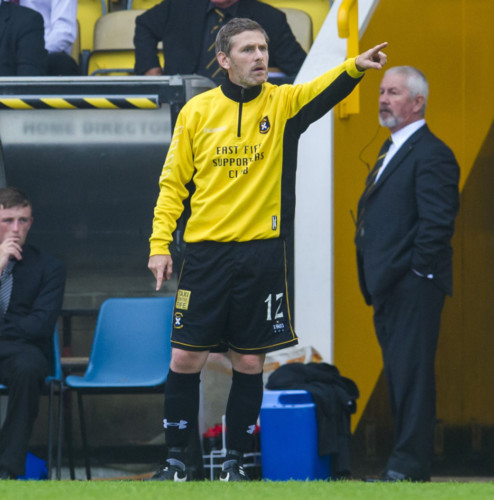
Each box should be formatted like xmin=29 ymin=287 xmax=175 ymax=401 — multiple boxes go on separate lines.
xmin=164 ymin=368 xmax=263 ymax=458
xmin=225 ymin=369 xmax=263 ymax=452
xmin=163 ymin=369 xmax=201 ymax=450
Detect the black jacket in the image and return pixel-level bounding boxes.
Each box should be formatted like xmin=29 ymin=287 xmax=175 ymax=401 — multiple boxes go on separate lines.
xmin=0 ymin=2 xmax=48 ymax=76
xmin=355 ymin=125 xmax=460 ymax=304
xmin=134 ymin=0 xmax=306 ymax=77
xmin=266 ymin=362 xmax=359 ymax=477
xmin=0 ymin=244 xmax=65 ymax=360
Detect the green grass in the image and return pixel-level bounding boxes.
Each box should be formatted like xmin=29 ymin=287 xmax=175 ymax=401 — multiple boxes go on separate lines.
xmin=0 ymin=480 xmax=493 ymax=500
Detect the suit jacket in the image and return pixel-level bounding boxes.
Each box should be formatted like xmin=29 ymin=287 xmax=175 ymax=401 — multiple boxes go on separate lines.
xmin=0 ymin=244 xmax=65 ymax=360
xmin=355 ymin=124 xmax=460 ymax=305
xmin=134 ymin=0 xmax=306 ymax=77
xmin=0 ymin=1 xmax=48 ymax=76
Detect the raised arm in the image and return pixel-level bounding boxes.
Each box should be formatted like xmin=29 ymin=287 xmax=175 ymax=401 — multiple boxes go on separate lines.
xmin=355 ymin=42 xmax=388 ymax=72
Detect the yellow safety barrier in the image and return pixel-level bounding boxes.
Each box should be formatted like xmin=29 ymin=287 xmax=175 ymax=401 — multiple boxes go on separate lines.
xmin=0 ymin=96 xmax=159 ymax=110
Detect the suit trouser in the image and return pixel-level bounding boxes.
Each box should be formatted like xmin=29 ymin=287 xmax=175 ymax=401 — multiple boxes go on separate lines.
xmin=0 ymin=340 xmax=48 ymax=476
xmin=47 ymin=52 xmax=80 ymax=76
xmin=372 ymin=271 xmax=445 ymax=480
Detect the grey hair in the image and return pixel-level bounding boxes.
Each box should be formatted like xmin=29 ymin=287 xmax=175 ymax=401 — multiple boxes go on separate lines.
xmin=385 ymin=66 xmax=428 ymax=113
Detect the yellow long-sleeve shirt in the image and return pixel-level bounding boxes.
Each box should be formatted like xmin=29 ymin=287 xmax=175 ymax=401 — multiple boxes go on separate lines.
xmin=150 ymin=58 xmax=364 ymax=255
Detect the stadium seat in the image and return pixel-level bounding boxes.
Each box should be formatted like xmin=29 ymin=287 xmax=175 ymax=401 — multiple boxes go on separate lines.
xmin=260 ymin=0 xmax=331 ymax=40
xmin=64 ymin=297 xmax=174 ymax=480
xmin=0 ymin=327 xmax=63 ymax=480
xmin=77 ymin=0 xmax=108 ymax=74
xmin=87 ymin=9 xmax=163 ymax=76
xmin=70 ymin=20 xmax=81 ymax=69
xmin=127 ymin=0 xmax=329 ymax=42
xmin=77 ymin=0 xmax=107 ymax=53
xmin=124 ymin=3 xmax=312 ymax=73
xmin=127 ymin=0 xmax=161 ymax=10
xmin=279 ymin=7 xmax=312 ymax=53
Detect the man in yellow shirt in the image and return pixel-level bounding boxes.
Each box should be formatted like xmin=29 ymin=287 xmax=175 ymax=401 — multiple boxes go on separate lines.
xmin=148 ymin=17 xmax=387 ymax=481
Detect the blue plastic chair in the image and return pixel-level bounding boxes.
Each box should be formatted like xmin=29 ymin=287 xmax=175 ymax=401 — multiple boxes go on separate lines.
xmin=0 ymin=326 xmax=63 ymax=480
xmin=64 ymin=297 xmax=174 ymax=479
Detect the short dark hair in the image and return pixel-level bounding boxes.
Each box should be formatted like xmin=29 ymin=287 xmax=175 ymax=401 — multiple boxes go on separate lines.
xmin=0 ymin=187 xmax=31 ymax=210
xmin=215 ymin=17 xmax=269 ymax=56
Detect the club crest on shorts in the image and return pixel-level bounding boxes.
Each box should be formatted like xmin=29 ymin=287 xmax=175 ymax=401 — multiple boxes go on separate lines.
xmin=176 ymin=289 xmax=191 ymax=310
xmin=259 ymin=116 xmax=270 ymax=134
xmin=174 ymin=312 xmax=184 ymax=329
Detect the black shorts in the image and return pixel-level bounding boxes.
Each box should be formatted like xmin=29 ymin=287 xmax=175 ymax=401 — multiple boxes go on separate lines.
xmin=171 ymin=239 xmax=298 ymax=354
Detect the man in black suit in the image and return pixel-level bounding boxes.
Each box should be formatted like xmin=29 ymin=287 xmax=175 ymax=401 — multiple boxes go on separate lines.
xmin=0 ymin=1 xmax=48 ymax=76
xmin=355 ymin=66 xmax=460 ymax=482
xmin=0 ymin=187 xmax=65 ymax=479
xmin=134 ymin=0 xmax=306 ymax=81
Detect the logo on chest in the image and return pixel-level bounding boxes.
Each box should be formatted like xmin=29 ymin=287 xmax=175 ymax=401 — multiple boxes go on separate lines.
xmin=259 ymin=116 xmax=270 ymax=134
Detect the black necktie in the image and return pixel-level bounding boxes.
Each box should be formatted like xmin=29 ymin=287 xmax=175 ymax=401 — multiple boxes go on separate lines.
xmin=0 ymin=259 xmax=15 ymax=317
xmin=204 ymin=9 xmax=225 ymax=79
xmin=356 ymin=138 xmax=392 ymax=236
xmin=365 ymin=138 xmax=392 ymax=189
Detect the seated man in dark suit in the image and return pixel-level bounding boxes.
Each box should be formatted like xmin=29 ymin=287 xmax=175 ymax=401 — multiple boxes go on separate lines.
xmin=0 ymin=187 xmax=65 ymax=479
xmin=134 ymin=0 xmax=307 ymax=83
xmin=0 ymin=1 xmax=48 ymax=76
xmin=19 ymin=0 xmax=80 ymax=76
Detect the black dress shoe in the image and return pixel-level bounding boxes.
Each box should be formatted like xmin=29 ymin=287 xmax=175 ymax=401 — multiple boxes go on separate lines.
xmin=0 ymin=468 xmax=16 ymax=480
xmin=364 ymin=469 xmax=422 ymax=482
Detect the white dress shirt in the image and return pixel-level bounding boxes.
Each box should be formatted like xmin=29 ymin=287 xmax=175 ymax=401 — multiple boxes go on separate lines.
xmin=375 ymin=119 xmax=426 ymax=182
xmin=375 ymin=119 xmax=433 ymax=279
xmin=20 ymin=0 xmax=77 ymax=54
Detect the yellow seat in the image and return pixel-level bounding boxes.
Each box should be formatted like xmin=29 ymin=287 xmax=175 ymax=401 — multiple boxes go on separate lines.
xmin=260 ymin=0 xmax=331 ymax=40
xmin=279 ymin=7 xmax=312 ymax=53
xmin=70 ymin=20 xmax=81 ymax=66
xmin=77 ymin=0 xmax=107 ymax=52
xmin=88 ymin=10 xmax=163 ymax=76
xmin=88 ymin=50 xmax=140 ymax=76
xmin=127 ymin=0 xmax=161 ymax=10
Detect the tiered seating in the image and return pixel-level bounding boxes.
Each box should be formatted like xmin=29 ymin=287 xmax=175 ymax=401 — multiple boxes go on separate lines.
xmin=77 ymin=0 xmax=107 ymax=53
xmin=127 ymin=0 xmax=161 ymax=9
xmin=78 ymin=0 xmax=325 ymax=76
xmin=279 ymin=7 xmax=312 ymax=52
xmin=260 ymin=0 xmax=331 ymax=39
xmin=77 ymin=0 xmax=108 ymax=73
xmin=70 ymin=20 xmax=82 ymax=68
xmin=87 ymin=10 xmax=163 ymax=76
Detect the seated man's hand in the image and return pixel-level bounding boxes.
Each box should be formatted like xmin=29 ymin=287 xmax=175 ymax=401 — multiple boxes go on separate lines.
xmin=145 ymin=67 xmax=164 ymax=76
xmin=0 ymin=237 xmax=22 ymax=271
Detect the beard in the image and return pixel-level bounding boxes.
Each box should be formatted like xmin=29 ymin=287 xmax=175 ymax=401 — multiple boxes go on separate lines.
xmin=379 ymin=111 xmax=403 ymax=129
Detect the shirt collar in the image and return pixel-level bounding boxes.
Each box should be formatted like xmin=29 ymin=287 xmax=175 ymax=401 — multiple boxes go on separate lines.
xmin=221 ymin=78 xmax=263 ymax=102
xmin=390 ymin=119 xmax=426 ymax=149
